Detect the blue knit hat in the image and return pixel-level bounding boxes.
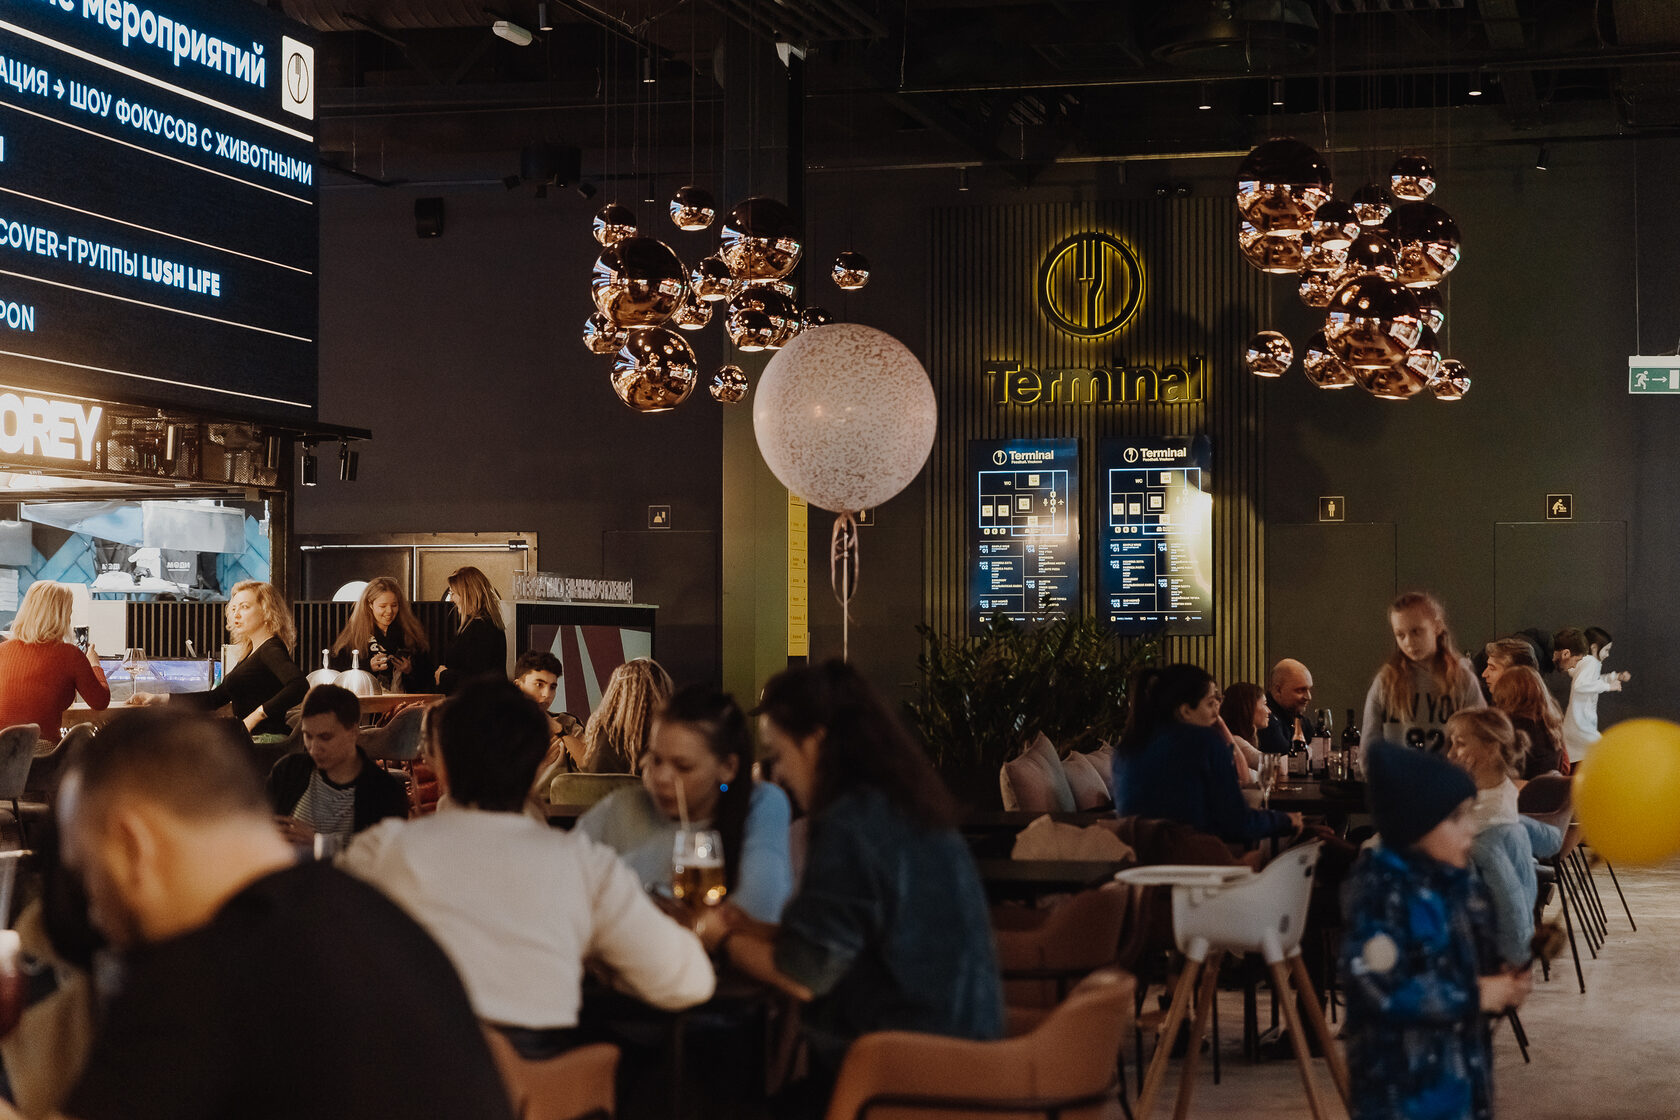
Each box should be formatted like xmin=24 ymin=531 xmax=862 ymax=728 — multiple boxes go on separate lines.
xmin=1365 ymin=740 xmax=1477 ymax=850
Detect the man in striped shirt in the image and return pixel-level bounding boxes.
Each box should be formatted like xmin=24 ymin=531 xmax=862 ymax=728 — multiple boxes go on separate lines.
xmin=269 ymin=684 xmax=408 ymax=849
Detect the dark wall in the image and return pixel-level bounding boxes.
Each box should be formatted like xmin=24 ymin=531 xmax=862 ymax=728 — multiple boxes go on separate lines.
xmin=1265 ymin=139 xmax=1678 ymax=724
xmin=297 ymin=180 xmax=725 ymax=684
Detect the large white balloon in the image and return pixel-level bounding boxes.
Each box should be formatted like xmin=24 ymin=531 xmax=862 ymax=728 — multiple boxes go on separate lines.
xmin=753 ymin=324 xmax=937 ymax=513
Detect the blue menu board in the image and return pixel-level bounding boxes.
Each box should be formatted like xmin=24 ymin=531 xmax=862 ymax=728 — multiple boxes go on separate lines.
xmin=1099 ymin=436 xmax=1213 ymax=635
xmin=969 ymin=439 xmax=1079 ymax=629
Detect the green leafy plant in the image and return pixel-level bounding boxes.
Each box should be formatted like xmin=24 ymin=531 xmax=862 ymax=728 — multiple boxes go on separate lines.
xmin=908 ymin=614 xmax=1158 ymax=782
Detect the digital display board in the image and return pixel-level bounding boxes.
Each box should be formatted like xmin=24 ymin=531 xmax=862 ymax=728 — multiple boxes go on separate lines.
xmin=969 ymin=438 xmax=1078 ymax=629
xmin=0 ymin=0 xmax=317 ymax=423
xmin=1099 ymin=436 xmax=1213 ymax=635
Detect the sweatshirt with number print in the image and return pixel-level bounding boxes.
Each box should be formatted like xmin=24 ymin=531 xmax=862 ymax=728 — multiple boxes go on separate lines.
xmin=1360 ymin=656 xmax=1484 ymax=755
xmin=1340 ymin=842 xmax=1500 ymax=1120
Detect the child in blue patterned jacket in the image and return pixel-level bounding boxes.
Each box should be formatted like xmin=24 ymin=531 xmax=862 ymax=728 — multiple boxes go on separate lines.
xmin=1340 ymin=741 xmax=1533 ymax=1120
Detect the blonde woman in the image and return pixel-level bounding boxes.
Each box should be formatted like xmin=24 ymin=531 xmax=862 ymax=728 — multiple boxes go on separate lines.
xmin=146 ymin=580 xmax=305 ymax=740
xmin=435 ymin=566 xmax=506 ymax=694
xmin=331 ymin=576 xmax=434 ymax=692
xmin=581 ymin=658 xmax=673 ymax=774
xmin=0 ymin=581 xmax=108 ymax=738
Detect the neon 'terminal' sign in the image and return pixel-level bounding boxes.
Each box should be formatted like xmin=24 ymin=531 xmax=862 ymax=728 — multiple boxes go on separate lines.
xmin=0 ymin=394 xmax=104 ymax=462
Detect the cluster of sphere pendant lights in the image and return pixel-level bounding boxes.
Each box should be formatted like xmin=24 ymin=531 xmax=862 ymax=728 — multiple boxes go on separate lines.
xmin=1236 ymin=140 xmax=1470 ymax=401
xmin=585 ymin=188 xmax=872 ymax=412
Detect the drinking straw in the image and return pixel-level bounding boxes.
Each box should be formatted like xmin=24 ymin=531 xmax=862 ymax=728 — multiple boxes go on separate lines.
xmin=674 ymin=776 xmax=690 ymax=832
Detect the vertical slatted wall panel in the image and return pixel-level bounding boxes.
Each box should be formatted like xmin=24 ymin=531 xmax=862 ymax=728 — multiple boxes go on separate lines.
xmin=924 ymin=198 xmax=1270 ymax=688
xmin=127 ymin=601 xmax=458 ymax=668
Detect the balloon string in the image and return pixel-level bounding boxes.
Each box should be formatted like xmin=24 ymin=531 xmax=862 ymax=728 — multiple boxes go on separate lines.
xmin=830 ymin=512 xmax=859 ymax=663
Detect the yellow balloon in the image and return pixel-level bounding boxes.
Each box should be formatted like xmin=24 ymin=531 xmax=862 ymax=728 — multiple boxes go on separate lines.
xmin=1574 ymin=718 xmax=1680 ymax=867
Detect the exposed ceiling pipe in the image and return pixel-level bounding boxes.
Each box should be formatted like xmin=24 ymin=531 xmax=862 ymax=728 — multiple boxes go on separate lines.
xmin=279 ymin=0 xmax=504 ymax=33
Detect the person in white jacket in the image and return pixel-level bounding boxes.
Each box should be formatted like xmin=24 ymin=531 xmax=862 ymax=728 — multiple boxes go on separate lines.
xmin=342 ymin=678 xmax=715 ymax=1051
xmin=1553 ymin=627 xmax=1631 ymax=764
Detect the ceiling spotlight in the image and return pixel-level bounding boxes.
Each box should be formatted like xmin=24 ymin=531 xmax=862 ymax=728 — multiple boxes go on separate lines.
xmin=1270 ymin=76 xmax=1285 ymax=108
xmin=338 ymin=441 xmax=359 ymax=482
xmin=301 ymin=443 xmax=317 ymax=487
xmin=162 ymin=422 xmax=180 ymax=463
xmin=492 ymin=20 xmax=533 ymax=46
xmin=1468 ymin=72 xmax=1483 ymax=97
xmin=642 ymin=56 xmax=656 ymax=84
xmin=957 ymin=166 xmax=969 ymax=192
xmin=537 ymin=2 xmax=552 ymax=31
xmin=1535 ymin=146 xmax=1548 ymax=171
xmin=1198 ymin=82 xmax=1212 ymax=111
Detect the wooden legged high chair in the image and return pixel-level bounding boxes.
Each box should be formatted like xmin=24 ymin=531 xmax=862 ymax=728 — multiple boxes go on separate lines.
xmin=1121 ymin=842 xmax=1348 ymax=1120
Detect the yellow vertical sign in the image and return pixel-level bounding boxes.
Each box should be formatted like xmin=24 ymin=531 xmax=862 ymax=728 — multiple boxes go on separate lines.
xmin=788 ymin=491 xmax=809 ymax=657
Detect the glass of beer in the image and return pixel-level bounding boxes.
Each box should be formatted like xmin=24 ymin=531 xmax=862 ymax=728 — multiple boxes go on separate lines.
xmin=671 ymin=829 xmax=727 ymax=908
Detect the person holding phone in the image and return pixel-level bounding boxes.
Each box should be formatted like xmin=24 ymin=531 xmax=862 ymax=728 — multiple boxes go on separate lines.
xmin=330 ymin=577 xmax=434 ymax=693
xmin=0 ymin=581 xmax=109 ymax=740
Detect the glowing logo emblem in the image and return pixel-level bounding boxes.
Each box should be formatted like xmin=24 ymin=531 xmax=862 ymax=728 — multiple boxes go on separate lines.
xmin=1123 ymin=447 xmax=1139 ymax=464
xmin=1037 ymin=232 xmax=1143 ymax=339
xmin=992 ymin=450 xmax=1008 ymax=465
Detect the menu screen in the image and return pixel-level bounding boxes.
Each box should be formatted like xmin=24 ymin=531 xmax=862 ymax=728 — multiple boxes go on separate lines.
xmin=1099 ymin=436 xmax=1213 ymax=634
xmin=969 ymin=438 xmax=1079 ymax=629
xmin=0 ymin=0 xmax=318 ymax=422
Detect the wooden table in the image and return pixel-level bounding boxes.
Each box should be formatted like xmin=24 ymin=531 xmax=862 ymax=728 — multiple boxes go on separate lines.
xmin=1265 ymin=780 xmax=1366 ymax=815
xmin=63 ymin=691 xmax=443 ymax=733
xmin=975 ymin=857 xmax=1131 ymax=901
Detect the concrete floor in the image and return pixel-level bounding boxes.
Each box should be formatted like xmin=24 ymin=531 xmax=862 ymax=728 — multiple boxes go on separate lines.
xmin=1128 ymin=861 xmax=1680 ymax=1119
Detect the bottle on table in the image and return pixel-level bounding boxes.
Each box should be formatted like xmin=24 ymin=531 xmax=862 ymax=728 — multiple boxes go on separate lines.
xmin=1288 ymin=723 xmax=1307 ymax=781
xmin=1310 ymin=707 xmax=1333 ymax=779
xmin=1342 ymin=708 xmax=1363 ymax=781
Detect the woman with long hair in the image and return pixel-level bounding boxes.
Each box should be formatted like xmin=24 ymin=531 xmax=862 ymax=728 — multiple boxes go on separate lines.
xmin=1114 ymin=664 xmax=1299 ymax=843
xmin=578 ymin=685 xmax=793 ymax=922
xmin=0 ymin=581 xmax=109 ymax=738
xmin=1360 ymin=591 xmax=1484 ymax=756
xmin=331 ymin=577 xmax=433 ymax=693
xmin=144 ymin=580 xmax=305 ymax=740
xmin=693 ymin=661 xmax=1002 ymax=1093
xmin=434 ymin=566 xmax=506 ymax=694
xmin=1218 ymin=680 xmax=1268 ymax=786
xmin=580 ymin=658 xmax=673 ymax=774
xmin=1490 ymin=665 xmax=1568 ymax=778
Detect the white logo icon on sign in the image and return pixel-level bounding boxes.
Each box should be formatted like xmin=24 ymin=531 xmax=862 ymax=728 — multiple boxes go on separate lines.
xmin=281 ymin=37 xmax=315 ymax=120
xmin=992 ymin=450 xmax=1007 ymax=465
xmin=1123 ymin=447 xmax=1139 ymax=463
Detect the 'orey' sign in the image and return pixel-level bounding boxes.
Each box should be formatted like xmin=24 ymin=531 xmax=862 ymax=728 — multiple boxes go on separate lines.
xmin=0 ymin=394 xmax=103 ymax=462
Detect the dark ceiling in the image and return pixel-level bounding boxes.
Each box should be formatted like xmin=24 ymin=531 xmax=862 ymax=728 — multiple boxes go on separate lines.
xmin=264 ymin=0 xmax=1680 ymax=187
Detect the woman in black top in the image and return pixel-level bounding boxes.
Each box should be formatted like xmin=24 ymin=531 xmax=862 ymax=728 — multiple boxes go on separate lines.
xmin=434 ymin=567 xmax=506 ymax=694
xmin=330 ymin=577 xmax=434 ymax=692
xmin=149 ymin=581 xmax=305 ymax=739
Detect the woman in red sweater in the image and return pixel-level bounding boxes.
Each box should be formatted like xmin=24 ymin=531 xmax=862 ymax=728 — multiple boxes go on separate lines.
xmin=0 ymin=580 xmax=109 ymax=739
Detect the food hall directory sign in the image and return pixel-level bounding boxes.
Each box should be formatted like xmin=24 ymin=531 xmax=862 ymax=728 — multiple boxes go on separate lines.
xmin=1099 ymin=436 xmax=1213 ymax=635
xmin=968 ymin=439 xmax=1078 ymax=629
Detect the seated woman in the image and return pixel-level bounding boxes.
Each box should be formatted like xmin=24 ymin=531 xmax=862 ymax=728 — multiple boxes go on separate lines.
xmin=1217 ymin=681 xmax=1268 ymax=787
xmin=579 ymin=658 xmax=673 ymax=774
xmin=1489 ymin=665 xmax=1568 ymax=778
xmin=434 ymin=566 xmax=506 ymax=694
xmin=331 ymin=577 xmax=434 ymax=693
xmin=578 ymin=685 xmax=793 ymax=922
xmin=144 ymin=580 xmax=305 ymax=741
xmin=696 ymin=661 xmax=1002 ymax=1094
xmin=1111 ymin=663 xmax=1301 ymax=845
xmin=0 ymin=581 xmax=109 ymax=739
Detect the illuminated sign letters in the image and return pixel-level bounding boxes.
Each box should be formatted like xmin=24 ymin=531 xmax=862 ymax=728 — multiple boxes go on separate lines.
xmin=0 ymin=394 xmax=103 ymax=462
xmin=987 ymin=358 xmax=1206 ymax=406
xmin=1037 ymin=232 xmax=1144 ymax=339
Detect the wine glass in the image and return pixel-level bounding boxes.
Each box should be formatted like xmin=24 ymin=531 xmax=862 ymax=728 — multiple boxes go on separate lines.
xmin=671 ymin=829 xmax=727 ymax=908
xmin=1258 ymin=754 xmax=1281 ymax=809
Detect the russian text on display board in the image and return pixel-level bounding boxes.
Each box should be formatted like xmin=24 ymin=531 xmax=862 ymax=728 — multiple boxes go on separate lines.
xmin=0 ymin=0 xmax=318 ymax=424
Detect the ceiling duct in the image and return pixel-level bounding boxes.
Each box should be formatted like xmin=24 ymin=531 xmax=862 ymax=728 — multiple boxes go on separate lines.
xmin=278 ymin=0 xmax=502 ymax=33
xmin=1145 ymin=0 xmax=1319 ymax=72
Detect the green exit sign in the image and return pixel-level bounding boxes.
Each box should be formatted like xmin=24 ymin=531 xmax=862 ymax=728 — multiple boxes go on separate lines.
xmin=1629 ymin=356 xmax=1680 ymax=393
